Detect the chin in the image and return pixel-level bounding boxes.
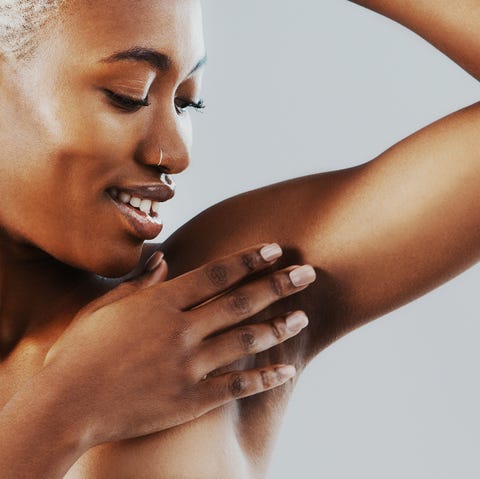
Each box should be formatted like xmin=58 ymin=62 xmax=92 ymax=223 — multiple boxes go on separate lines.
xmin=100 ymin=252 xmax=144 ymax=278
xmin=66 ymin=243 xmax=144 ymax=279
xmin=95 ymin=261 xmax=138 ymax=278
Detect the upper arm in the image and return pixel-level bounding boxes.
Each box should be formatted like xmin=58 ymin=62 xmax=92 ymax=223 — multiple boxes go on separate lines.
xmin=159 ymin=2 xmax=480 ymax=365
xmin=163 ymin=102 xmax=480 ymax=364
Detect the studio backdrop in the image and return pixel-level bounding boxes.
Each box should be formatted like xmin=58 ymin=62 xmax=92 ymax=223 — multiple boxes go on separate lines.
xmin=157 ymin=2 xmax=480 ymax=478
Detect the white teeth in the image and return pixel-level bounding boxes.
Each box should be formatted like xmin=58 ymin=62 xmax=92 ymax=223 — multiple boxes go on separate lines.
xmin=119 ymin=192 xmax=131 ymax=204
xmin=129 ymin=197 xmax=142 ymax=208
xmin=152 ymin=201 xmax=161 ymax=214
xmin=140 ymin=199 xmax=152 ymax=214
xmin=114 ymin=189 xmax=161 ymax=218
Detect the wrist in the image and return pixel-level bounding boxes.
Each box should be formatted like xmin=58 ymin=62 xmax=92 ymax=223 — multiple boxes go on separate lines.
xmin=37 ymin=362 xmax=97 ymax=453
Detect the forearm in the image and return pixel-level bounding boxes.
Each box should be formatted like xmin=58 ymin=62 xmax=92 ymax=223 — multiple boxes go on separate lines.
xmin=0 ymin=365 xmax=92 ymax=478
xmin=349 ymin=0 xmax=480 ymax=80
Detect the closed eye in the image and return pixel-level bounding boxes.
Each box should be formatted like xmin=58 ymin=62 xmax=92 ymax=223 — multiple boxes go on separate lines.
xmin=175 ymin=98 xmax=206 ymax=114
xmin=103 ymin=89 xmax=150 ymax=113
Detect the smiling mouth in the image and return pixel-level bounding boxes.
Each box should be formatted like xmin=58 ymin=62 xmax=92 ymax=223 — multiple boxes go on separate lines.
xmin=108 ymin=187 xmax=161 ymax=219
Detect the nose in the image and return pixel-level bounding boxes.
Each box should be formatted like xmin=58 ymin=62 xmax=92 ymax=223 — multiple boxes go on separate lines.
xmin=135 ymin=115 xmax=191 ymax=175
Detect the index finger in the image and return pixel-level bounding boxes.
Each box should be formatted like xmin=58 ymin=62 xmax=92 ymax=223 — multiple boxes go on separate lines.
xmin=164 ymin=243 xmax=283 ymax=309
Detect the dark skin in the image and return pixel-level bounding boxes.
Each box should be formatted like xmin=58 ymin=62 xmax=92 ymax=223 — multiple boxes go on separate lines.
xmin=0 ymin=0 xmax=479 ymax=478
xmin=0 ymin=1 xmax=318 ymax=476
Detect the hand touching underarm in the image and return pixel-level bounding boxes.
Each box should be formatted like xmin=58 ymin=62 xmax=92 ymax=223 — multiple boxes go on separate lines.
xmin=160 ymin=1 xmax=480 ymax=365
xmin=163 ymin=102 xmax=480 ymax=363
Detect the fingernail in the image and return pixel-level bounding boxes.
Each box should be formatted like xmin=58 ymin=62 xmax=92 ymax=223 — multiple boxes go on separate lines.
xmin=286 ymin=311 xmax=309 ymax=331
xmin=276 ymin=365 xmax=296 ymax=380
xmin=289 ymin=265 xmax=316 ymax=287
xmin=260 ymin=243 xmax=282 ymax=262
xmin=145 ymin=251 xmax=164 ymax=272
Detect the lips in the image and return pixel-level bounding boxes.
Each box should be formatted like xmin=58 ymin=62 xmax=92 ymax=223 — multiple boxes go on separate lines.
xmin=107 ymin=177 xmax=175 ymax=240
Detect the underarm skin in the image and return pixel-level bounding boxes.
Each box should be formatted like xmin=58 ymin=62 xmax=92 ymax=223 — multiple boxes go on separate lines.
xmin=160 ymin=0 xmax=480 ymax=364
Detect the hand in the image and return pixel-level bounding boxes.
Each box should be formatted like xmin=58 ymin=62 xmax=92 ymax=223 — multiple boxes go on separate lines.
xmin=43 ymin=243 xmax=316 ymax=447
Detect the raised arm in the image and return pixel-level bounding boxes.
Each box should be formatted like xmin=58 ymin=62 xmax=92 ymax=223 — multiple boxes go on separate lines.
xmin=161 ymin=1 xmax=479 ymax=364
xmin=350 ymin=0 xmax=480 ymax=81
xmin=163 ymin=102 xmax=480 ymax=362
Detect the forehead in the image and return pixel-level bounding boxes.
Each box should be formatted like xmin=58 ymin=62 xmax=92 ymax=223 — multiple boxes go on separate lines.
xmin=56 ymin=0 xmax=205 ymax=74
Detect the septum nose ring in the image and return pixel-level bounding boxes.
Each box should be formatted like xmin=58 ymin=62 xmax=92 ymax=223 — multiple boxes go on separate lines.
xmin=160 ymin=172 xmax=176 ymax=192
xmin=157 ymin=148 xmax=175 ymax=194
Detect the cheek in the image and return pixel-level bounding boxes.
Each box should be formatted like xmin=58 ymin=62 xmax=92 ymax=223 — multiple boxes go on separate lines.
xmin=11 ymin=71 xmax=142 ymax=165
xmin=0 ymin=99 xmax=123 ymax=207
xmin=52 ymin=96 xmax=143 ymax=163
xmin=0 ymin=70 xmax=151 ymax=275
xmin=0 ymin=91 xmax=139 ymax=266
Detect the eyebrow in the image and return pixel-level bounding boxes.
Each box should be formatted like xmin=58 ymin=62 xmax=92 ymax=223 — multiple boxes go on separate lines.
xmin=100 ymin=46 xmax=207 ymax=76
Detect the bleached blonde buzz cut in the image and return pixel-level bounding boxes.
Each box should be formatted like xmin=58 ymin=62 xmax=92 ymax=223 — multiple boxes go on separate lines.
xmin=0 ymin=0 xmax=65 ymax=60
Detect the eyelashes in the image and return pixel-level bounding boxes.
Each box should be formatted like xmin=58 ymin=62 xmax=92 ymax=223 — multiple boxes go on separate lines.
xmin=103 ymin=89 xmax=206 ymax=114
xmin=175 ymin=98 xmax=206 ymax=114
xmin=103 ymin=89 xmax=150 ymax=112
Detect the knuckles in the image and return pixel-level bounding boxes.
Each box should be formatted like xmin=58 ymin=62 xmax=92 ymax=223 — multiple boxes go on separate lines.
xmin=260 ymin=369 xmax=278 ymax=389
xmin=227 ymin=292 xmax=252 ymax=316
xmin=241 ymin=251 xmax=262 ymax=272
xmin=268 ymin=273 xmax=292 ymax=297
xmin=228 ymin=374 xmax=248 ymax=397
xmin=204 ymin=248 xmax=266 ymax=291
xmin=168 ymin=316 xmax=196 ymax=352
xmin=237 ymin=327 xmax=257 ymax=352
xmin=181 ymin=360 xmax=204 ymax=385
xmin=269 ymin=319 xmax=286 ymax=340
xmin=206 ymin=263 xmax=229 ymax=288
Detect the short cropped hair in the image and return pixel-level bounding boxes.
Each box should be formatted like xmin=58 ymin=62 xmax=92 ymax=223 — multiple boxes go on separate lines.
xmin=0 ymin=0 xmax=64 ymax=59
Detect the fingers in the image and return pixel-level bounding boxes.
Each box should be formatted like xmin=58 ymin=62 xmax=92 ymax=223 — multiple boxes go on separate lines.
xmin=193 ymin=264 xmax=316 ymax=337
xmin=198 ymin=311 xmax=309 ymax=374
xmin=197 ymin=364 xmax=296 ymax=413
xmin=164 ymin=243 xmax=284 ymax=309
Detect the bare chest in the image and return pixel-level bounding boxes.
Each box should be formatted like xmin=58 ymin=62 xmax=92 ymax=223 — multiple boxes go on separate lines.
xmin=71 ymin=357 xmax=294 ymax=478
xmin=64 ymin=407 xmax=257 ymax=479
xmin=1 ymin=347 xmax=292 ymax=479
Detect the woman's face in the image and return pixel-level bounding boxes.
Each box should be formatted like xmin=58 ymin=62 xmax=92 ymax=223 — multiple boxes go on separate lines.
xmin=0 ymin=0 xmax=205 ymax=276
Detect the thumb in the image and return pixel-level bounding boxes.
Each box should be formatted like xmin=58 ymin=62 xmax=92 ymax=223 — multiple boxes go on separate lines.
xmin=118 ymin=250 xmax=168 ymax=291
xmin=136 ymin=251 xmax=169 ymax=288
xmin=79 ymin=252 xmax=168 ymax=316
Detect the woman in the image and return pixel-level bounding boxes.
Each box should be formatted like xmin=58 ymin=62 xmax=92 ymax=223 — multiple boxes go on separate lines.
xmin=0 ymin=1 xmax=478 ymax=478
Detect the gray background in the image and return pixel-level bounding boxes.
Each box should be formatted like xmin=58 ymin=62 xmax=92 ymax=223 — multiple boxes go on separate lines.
xmin=159 ymin=1 xmax=480 ymax=477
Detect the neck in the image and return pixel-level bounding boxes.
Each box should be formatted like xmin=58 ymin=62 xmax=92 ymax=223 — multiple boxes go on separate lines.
xmin=0 ymin=232 xmax=98 ymax=359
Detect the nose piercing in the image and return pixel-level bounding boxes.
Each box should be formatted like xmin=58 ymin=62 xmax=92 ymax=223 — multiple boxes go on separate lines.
xmin=160 ymin=172 xmax=176 ymax=192
xmin=158 ymin=149 xmax=164 ymax=167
